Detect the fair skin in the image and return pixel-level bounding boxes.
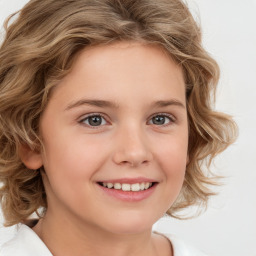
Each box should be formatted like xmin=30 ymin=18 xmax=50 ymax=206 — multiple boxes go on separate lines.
xmin=21 ymin=41 xmax=188 ymax=256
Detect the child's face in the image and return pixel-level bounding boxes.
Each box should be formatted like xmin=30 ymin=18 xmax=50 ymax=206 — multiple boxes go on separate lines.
xmin=37 ymin=42 xmax=188 ymax=234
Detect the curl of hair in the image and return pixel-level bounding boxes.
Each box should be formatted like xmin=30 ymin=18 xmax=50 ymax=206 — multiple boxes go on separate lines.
xmin=0 ymin=0 xmax=237 ymax=226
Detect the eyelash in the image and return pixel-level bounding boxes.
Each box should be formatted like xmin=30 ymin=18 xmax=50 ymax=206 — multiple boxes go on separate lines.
xmin=148 ymin=113 xmax=176 ymax=127
xmin=79 ymin=113 xmax=108 ymax=128
xmin=78 ymin=113 xmax=176 ymax=128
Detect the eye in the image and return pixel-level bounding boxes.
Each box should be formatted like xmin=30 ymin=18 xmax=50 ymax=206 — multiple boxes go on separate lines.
xmin=80 ymin=114 xmax=107 ymax=127
xmin=148 ymin=114 xmax=175 ymax=126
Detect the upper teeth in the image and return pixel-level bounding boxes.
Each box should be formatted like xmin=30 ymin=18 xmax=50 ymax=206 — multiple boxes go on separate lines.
xmin=102 ymin=182 xmax=153 ymax=192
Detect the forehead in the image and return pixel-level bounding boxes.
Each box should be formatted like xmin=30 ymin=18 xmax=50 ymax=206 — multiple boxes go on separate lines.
xmin=69 ymin=41 xmax=184 ymax=83
xmin=49 ymin=41 xmax=186 ymax=107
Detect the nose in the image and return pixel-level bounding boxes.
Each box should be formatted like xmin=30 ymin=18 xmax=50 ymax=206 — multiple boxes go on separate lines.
xmin=112 ymin=124 xmax=153 ymax=167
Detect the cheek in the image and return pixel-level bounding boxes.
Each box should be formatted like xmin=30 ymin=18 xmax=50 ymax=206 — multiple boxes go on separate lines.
xmin=156 ymin=132 xmax=188 ymax=167
xmin=155 ymin=134 xmax=188 ymax=189
xmin=42 ymin=134 xmax=109 ymax=185
xmin=41 ymin=143 xmax=97 ymax=208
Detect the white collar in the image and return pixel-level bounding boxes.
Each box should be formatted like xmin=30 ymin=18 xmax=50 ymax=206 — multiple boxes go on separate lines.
xmin=162 ymin=233 xmax=208 ymax=256
xmin=0 ymin=224 xmax=52 ymax=256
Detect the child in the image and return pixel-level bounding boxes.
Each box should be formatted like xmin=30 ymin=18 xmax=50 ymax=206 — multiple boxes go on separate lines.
xmin=0 ymin=0 xmax=237 ymax=255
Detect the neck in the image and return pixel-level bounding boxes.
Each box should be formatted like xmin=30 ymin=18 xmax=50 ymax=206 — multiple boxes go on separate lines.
xmin=32 ymin=211 xmax=172 ymax=256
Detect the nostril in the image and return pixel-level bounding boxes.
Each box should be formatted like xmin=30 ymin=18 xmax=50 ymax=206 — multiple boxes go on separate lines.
xmin=112 ymin=142 xmax=153 ymax=167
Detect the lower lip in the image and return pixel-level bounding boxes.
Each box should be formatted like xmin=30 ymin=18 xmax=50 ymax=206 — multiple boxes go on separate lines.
xmin=97 ymin=184 xmax=157 ymax=202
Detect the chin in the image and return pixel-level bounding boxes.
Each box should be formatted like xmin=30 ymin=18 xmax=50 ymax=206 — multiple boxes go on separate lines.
xmin=110 ymin=224 xmax=152 ymax=235
xmin=102 ymin=212 xmax=158 ymax=235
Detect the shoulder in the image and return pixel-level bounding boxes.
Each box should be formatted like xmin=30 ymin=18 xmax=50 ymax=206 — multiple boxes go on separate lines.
xmin=0 ymin=224 xmax=52 ymax=256
xmin=157 ymin=232 xmax=209 ymax=256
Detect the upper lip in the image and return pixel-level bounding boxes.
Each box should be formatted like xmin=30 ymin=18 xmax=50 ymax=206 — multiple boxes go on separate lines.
xmin=97 ymin=177 xmax=157 ymax=184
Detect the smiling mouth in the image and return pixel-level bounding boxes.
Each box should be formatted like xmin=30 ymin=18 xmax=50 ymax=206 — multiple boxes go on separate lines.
xmin=97 ymin=182 xmax=156 ymax=192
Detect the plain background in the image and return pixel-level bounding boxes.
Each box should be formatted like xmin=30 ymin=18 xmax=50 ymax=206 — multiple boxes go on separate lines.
xmin=0 ymin=0 xmax=255 ymax=255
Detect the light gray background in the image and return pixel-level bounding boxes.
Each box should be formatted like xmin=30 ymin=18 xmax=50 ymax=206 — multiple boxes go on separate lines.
xmin=0 ymin=1 xmax=255 ymax=256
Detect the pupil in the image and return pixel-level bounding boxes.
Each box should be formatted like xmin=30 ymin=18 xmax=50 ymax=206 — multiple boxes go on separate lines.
xmin=153 ymin=116 xmax=165 ymax=125
xmin=89 ymin=116 xmax=102 ymax=126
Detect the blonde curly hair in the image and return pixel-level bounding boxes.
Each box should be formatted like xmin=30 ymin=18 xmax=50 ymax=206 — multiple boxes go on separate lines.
xmin=0 ymin=0 xmax=237 ymax=226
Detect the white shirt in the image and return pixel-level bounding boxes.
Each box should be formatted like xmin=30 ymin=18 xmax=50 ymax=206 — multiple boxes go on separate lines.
xmin=0 ymin=224 xmax=208 ymax=256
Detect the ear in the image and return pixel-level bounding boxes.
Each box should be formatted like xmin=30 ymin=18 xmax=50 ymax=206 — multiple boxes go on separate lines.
xmin=19 ymin=144 xmax=43 ymax=170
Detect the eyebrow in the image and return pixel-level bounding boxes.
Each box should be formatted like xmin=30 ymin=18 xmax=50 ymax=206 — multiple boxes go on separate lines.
xmin=65 ymin=99 xmax=119 ymax=111
xmin=152 ymin=100 xmax=185 ymax=109
xmin=65 ymin=99 xmax=185 ymax=111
